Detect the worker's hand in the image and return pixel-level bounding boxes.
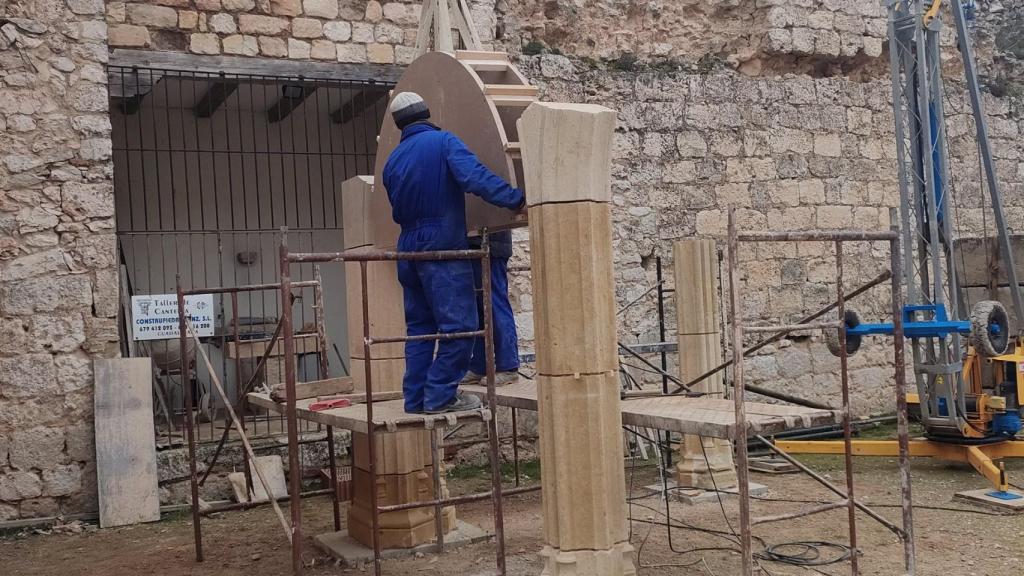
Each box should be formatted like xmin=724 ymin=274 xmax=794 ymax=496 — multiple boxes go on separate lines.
xmin=512 ymin=200 xmax=528 ymax=222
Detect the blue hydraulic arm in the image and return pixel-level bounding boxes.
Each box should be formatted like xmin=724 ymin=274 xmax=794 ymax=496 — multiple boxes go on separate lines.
xmin=847 ymin=304 xmax=970 ymax=340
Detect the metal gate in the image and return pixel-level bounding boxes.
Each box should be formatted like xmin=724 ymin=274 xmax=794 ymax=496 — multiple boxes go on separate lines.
xmin=109 ymin=65 xmax=393 ymax=444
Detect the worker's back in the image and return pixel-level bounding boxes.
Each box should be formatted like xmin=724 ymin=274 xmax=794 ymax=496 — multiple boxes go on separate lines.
xmin=383 ymin=122 xmax=523 ymax=253
xmin=382 ymin=123 xmax=469 ymax=250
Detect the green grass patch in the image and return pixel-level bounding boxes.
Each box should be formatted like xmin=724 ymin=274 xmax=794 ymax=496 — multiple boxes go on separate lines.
xmin=161 ymin=508 xmax=193 ymax=523
xmin=856 ymin=420 xmax=925 ymax=439
xmin=448 ymin=458 xmax=541 ymax=484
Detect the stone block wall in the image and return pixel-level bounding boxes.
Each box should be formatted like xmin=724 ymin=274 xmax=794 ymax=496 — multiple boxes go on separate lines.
xmin=106 ymin=0 xmax=495 ymax=64
xmin=511 ymin=52 xmax=1024 ymax=416
xmin=1 ymin=1 xmax=118 ymax=521
xmin=497 ymin=0 xmax=888 ymax=71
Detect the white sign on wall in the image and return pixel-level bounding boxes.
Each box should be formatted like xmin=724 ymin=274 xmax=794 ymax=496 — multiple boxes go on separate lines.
xmin=131 ymin=294 xmax=215 ymax=341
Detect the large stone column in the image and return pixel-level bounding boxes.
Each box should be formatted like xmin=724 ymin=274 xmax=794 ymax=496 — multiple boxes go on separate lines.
xmin=519 ymin=103 xmax=636 ymax=576
xmin=674 ymin=240 xmax=738 ymax=490
xmin=340 ymin=176 xmax=454 ymax=548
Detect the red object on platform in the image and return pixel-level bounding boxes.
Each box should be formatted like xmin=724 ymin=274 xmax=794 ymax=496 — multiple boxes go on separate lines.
xmin=309 ymin=398 xmax=352 ymax=412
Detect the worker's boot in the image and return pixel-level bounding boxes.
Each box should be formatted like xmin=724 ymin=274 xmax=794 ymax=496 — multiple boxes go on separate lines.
xmin=459 ymin=370 xmax=520 ymax=386
xmin=494 ymin=370 xmax=520 ymax=386
xmin=425 ymin=391 xmax=483 ymax=414
xmin=459 ymin=371 xmax=484 ymax=385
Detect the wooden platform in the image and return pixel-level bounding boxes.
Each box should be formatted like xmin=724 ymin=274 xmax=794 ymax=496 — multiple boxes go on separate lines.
xmin=462 ymin=380 xmax=840 ymax=439
xmin=247 ymin=393 xmax=491 ymax=434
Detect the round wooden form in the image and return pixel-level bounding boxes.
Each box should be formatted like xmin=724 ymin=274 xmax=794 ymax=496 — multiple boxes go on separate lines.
xmin=373 ymin=51 xmax=535 ymax=234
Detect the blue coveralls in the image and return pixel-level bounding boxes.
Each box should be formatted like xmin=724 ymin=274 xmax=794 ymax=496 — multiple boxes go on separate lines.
xmin=468 ymin=232 xmax=519 ymax=374
xmin=382 ymin=123 xmax=524 ymax=413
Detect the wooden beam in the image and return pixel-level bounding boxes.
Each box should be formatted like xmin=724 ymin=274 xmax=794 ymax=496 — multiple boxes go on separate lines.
xmin=484 ymin=84 xmax=539 ymax=97
xmin=95 ymin=358 xmax=161 ymax=528
xmin=435 ymin=0 xmax=453 ymax=53
xmin=269 ymin=376 xmax=354 ymax=403
xmin=449 ymin=0 xmax=476 ymax=51
xmin=266 ymin=84 xmax=316 ymax=123
xmin=330 ymin=88 xmax=388 ymax=125
xmin=489 ymin=95 xmax=536 ymax=107
xmin=117 ymin=94 xmax=146 ymax=115
xmin=109 ymin=71 xmax=159 ymax=115
xmin=414 ymin=0 xmax=436 ymax=56
xmin=455 ymin=50 xmax=509 ymax=61
xmin=193 ymin=81 xmax=238 ymax=118
xmin=456 ymin=0 xmax=482 ymax=48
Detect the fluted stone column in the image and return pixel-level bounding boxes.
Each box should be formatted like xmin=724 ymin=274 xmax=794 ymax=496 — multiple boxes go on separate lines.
xmin=673 ymin=240 xmax=738 ymax=491
xmin=340 ymin=176 xmax=455 ymax=548
xmin=519 ymin=103 xmax=636 ymax=576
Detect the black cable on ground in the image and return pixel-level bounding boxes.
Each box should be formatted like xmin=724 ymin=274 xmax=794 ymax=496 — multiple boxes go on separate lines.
xmin=623 ymin=429 xmax=867 ymax=575
xmin=623 ymin=427 xmax=749 ymax=567
xmin=755 ymin=541 xmax=852 ymax=567
xmin=628 ymin=500 xmax=748 ymax=546
xmin=624 ymin=429 xmax=787 ymax=575
xmin=699 ymin=436 xmax=738 ymax=538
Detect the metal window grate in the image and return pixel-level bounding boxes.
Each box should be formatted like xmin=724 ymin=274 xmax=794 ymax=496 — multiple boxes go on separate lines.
xmin=109 ymin=66 xmax=394 ymax=445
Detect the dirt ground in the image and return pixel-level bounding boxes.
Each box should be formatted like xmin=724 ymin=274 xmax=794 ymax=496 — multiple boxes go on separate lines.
xmin=2 ymin=453 xmax=1023 ymax=576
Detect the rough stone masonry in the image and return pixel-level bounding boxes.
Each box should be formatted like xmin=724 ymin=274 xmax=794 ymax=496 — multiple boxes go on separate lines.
xmin=2 ymin=0 xmax=1024 ymax=521
xmin=1 ymin=0 xmax=119 ymax=522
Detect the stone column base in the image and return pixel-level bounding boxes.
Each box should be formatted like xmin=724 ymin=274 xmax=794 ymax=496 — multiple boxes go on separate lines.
xmin=676 ymin=435 xmax=738 ymax=490
xmin=347 ymin=466 xmax=453 ymax=549
xmin=539 ymin=542 xmax=637 ymax=576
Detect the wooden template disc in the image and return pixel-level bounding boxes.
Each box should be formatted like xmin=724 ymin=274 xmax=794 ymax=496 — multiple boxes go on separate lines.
xmin=373 ymin=51 xmax=533 ymax=234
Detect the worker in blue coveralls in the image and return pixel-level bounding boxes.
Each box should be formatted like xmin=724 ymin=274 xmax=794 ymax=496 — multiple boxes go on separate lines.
xmin=461 ymin=230 xmax=520 ymax=386
xmin=382 ymin=92 xmax=525 ymax=415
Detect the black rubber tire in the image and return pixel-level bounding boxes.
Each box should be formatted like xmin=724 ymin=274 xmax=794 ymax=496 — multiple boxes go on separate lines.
xmin=970 ymin=300 xmax=1010 ymax=357
xmin=825 ymin=308 xmax=863 ymax=357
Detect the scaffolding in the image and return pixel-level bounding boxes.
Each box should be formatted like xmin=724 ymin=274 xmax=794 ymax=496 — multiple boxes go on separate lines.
xmin=174 ymin=275 xmax=335 ymax=560
xmin=172 ymin=218 xmax=921 ymax=576
xmin=277 ymin=231 xmax=514 ymax=575
xmin=725 ymin=208 xmax=917 ymax=575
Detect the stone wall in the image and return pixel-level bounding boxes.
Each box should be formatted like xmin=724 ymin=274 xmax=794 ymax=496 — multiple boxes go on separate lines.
xmin=106 ymin=0 xmax=495 ymax=64
xmin=497 ymin=0 xmax=888 ymax=73
xmin=0 ymin=1 xmax=118 ymax=521
xmin=509 ymin=48 xmax=1024 ymax=416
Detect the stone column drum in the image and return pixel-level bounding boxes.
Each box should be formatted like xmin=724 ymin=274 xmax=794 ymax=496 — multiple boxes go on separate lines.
xmin=518 ymin=103 xmax=636 ymax=576
xmin=340 ymin=176 xmax=454 ymax=549
xmin=673 ymin=239 xmax=738 ymax=490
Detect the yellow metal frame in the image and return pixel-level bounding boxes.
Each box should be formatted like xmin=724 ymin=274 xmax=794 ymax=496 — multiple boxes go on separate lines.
xmin=798 ymin=338 xmax=1024 ymax=491
xmin=906 ymin=338 xmax=1024 ymax=440
xmin=776 ymin=439 xmax=1024 ymax=491
xmin=923 ymin=0 xmax=943 ymax=26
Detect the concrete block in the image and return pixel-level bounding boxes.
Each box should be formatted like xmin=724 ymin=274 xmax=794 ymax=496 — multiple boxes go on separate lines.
xmin=954 ymin=489 xmax=1024 ymax=512
xmin=315 ymin=520 xmax=489 ymax=565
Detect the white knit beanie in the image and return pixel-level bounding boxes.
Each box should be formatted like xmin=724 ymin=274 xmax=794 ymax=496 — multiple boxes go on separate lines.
xmin=389 ymin=92 xmax=430 ymax=128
